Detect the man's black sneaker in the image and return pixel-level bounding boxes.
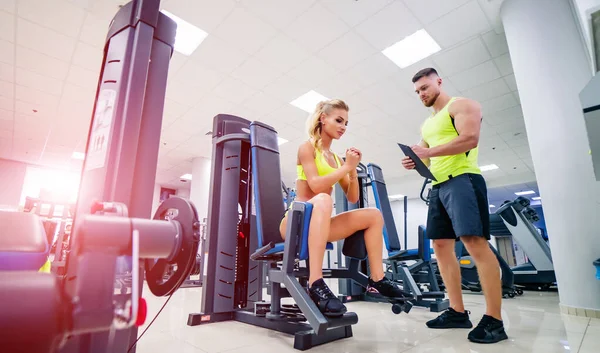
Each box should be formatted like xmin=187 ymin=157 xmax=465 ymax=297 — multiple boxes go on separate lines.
xmin=426 ymin=308 xmax=473 ymax=329
xmin=368 ymin=277 xmax=408 ymax=298
xmin=468 ymin=315 xmax=508 ymax=344
xmin=308 ymin=279 xmax=347 ymax=317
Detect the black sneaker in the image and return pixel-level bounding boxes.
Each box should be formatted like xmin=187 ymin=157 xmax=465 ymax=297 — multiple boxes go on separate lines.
xmin=468 ymin=315 xmax=508 ymax=344
xmin=368 ymin=277 xmax=409 ymax=298
xmin=426 ymin=308 xmax=473 ymax=329
xmin=308 ymin=279 xmax=347 ymax=317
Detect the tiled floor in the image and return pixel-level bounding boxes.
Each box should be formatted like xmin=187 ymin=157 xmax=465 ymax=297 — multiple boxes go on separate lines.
xmin=134 ymin=283 xmax=598 ymax=353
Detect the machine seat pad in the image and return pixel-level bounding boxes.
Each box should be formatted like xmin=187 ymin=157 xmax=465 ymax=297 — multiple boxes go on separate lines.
xmin=0 ymin=211 xmax=49 ymax=271
xmin=264 ymin=242 xmax=334 ymax=257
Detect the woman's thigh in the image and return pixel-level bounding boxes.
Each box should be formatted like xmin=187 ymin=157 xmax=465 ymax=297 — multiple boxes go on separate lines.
xmin=279 ymin=202 xmax=381 ymax=242
xmin=328 ymin=208 xmax=381 ymax=242
xmin=279 ymin=193 xmax=331 ymax=239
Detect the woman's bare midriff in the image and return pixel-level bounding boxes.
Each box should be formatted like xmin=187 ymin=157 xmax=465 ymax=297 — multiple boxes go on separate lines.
xmin=295 ymin=180 xmax=333 ymax=202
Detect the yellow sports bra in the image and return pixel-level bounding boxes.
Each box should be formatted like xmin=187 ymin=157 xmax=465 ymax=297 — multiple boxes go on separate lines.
xmin=297 ymin=148 xmax=341 ymax=181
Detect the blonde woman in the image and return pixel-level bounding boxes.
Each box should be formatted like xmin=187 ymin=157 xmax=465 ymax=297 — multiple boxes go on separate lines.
xmin=279 ymin=99 xmax=404 ymax=317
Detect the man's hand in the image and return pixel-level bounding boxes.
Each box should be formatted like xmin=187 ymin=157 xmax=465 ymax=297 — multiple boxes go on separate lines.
xmin=402 ymin=156 xmax=415 ymax=170
xmin=411 ymin=144 xmax=431 ymax=159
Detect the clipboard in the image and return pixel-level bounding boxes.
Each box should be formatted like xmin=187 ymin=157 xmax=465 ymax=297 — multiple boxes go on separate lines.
xmin=398 ymin=143 xmax=437 ymax=181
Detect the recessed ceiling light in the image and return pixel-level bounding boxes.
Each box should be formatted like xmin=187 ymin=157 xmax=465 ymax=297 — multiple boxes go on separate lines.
xmin=161 ymin=10 xmax=208 ymax=56
xmin=290 ymin=90 xmax=329 ymax=113
xmin=382 ymin=29 xmax=441 ymax=69
xmin=489 ymin=204 xmax=496 ymax=208
xmin=277 ymin=137 xmax=288 ymax=146
xmin=480 ymin=164 xmax=499 ymax=172
xmin=515 ymin=190 xmax=535 ymax=196
xmin=72 ymin=152 xmax=85 ymax=160
xmin=180 ymin=173 xmax=192 ymax=181
xmin=532 ymin=196 xmax=541 ymax=200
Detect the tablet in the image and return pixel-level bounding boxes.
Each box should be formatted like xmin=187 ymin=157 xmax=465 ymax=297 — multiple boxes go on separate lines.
xmin=398 ymin=143 xmax=437 ymax=181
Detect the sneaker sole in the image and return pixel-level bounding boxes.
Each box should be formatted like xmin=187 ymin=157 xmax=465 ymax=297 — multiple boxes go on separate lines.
xmin=468 ymin=333 xmax=508 ymax=344
xmin=427 ymin=322 xmax=473 ymax=329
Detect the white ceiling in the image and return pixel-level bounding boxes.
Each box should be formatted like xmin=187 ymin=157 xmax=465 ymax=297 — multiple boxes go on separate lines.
xmin=0 ymin=0 xmax=536 ymax=193
xmin=487 ymin=181 xmax=541 ymax=209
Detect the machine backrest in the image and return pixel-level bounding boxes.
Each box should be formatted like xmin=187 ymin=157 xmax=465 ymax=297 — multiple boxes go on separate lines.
xmin=367 ymin=163 xmax=402 ymax=253
xmin=0 ymin=211 xmax=49 ymax=270
xmin=417 ymin=225 xmax=431 ymax=260
xmin=250 ymin=121 xmax=286 ymax=248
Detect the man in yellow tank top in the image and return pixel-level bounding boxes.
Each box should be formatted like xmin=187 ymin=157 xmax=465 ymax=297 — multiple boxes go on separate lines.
xmin=402 ymin=68 xmax=507 ymax=344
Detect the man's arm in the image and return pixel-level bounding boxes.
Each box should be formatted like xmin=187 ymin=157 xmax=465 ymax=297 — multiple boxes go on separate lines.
xmin=418 ymin=139 xmax=430 ymax=167
xmin=428 ymin=99 xmax=481 ymax=158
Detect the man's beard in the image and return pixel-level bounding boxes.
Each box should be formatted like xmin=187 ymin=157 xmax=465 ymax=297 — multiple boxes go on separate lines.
xmin=424 ymin=91 xmax=439 ymax=107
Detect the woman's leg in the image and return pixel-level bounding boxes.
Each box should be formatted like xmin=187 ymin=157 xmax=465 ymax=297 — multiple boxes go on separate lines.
xmin=279 ymin=193 xmax=334 ymax=285
xmin=327 ymin=208 xmax=385 ymax=280
xmin=279 ymin=193 xmax=345 ymax=317
xmin=329 ymin=208 xmax=405 ymax=298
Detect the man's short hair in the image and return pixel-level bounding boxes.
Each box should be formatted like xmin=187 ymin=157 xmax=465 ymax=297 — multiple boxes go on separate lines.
xmin=412 ymin=68 xmax=439 ymax=83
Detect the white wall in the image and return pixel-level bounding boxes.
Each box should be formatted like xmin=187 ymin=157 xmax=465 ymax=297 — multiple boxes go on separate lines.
xmin=0 ymin=159 xmax=27 ymax=210
xmin=177 ymin=188 xmax=190 ymax=199
xmin=389 ymin=198 xmax=429 ymax=251
xmin=151 ymin=184 xmax=161 ymax=216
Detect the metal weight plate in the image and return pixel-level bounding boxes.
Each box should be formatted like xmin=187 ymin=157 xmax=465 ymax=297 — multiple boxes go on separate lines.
xmin=145 ymin=197 xmax=200 ymax=296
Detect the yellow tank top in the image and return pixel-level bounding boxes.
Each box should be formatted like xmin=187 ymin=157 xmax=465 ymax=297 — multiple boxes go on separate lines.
xmin=297 ymin=148 xmax=341 ymax=181
xmin=421 ymin=97 xmax=481 ymax=185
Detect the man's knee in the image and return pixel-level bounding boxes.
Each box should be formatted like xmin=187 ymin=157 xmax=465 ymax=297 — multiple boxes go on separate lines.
xmin=312 ymin=193 xmax=333 ymax=213
xmin=433 ymin=239 xmax=455 ymax=259
xmin=461 ymin=235 xmax=490 ymax=258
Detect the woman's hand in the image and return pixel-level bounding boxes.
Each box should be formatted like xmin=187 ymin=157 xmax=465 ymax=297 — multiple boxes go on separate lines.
xmin=345 ymin=148 xmax=361 ymax=170
xmin=348 ymin=147 xmax=362 ymax=161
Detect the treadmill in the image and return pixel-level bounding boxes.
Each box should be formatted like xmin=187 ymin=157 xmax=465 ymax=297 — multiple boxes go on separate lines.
xmin=494 ymin=197 xmax=556 ymax=290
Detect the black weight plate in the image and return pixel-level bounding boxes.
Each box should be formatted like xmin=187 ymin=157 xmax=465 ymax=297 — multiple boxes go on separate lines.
xmin=146 ymin=197 xmax=200 ymax=296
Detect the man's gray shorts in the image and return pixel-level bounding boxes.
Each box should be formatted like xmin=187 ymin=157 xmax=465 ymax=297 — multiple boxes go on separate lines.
xmin=426 ymin=173 xmax=490 ymax=240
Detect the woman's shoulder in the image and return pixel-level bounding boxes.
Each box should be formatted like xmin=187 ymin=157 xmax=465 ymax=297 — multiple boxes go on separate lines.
xmin=297 ymin=140 xmax=317 ymax=162
xmin=298 ymin=140 xmax=315 ymax=153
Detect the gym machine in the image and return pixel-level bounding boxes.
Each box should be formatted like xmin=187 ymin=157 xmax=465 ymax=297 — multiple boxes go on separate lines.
xmin=282 ymin=181 xmax=297 ymax=209
xmin=22 ymin=197 xmax=75 ymax=274
xmin=495 ymin=197 xmax=556 ymax=290
xmin=0 ymin=1 xmax=201 ymax=352
xmin=187 ymin=115 xmax=416 ymax=350
xmin=419 ymin=179 xmax=522 ymax=298
xmin=335 ymin=164 xmax=448 ymax=312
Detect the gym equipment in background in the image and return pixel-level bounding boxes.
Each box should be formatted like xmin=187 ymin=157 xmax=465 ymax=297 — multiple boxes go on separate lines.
xmin=419 ymin=179 xmax=521 ymax=298
xmin=334 ymin=163 xmax=448 ymax=312
xmin=282 ymin=181 xmax=297 ymax=209
xmin=495 ymin=197 xmax=556 ymax=290
xmin=22 ymin=197 xmax=75 ymax=274
xmin=187 ymin=115 xmax=417 ymax=350
xmin=170 ymin=217 xmax=207 ymax=289
xmin=367 ymin=163 xmax=449 ymax=311
xmin=579 ymin=41 xmax=600 ymax=181
xmin=0 ymin=1 xmax=201 ymax=352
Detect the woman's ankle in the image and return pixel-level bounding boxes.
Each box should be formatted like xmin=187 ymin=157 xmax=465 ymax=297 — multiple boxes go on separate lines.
xmin=308 ymin=277 xmax=323 ymax=287
xmin=370 ymin=273 xmax=385 ymax=282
